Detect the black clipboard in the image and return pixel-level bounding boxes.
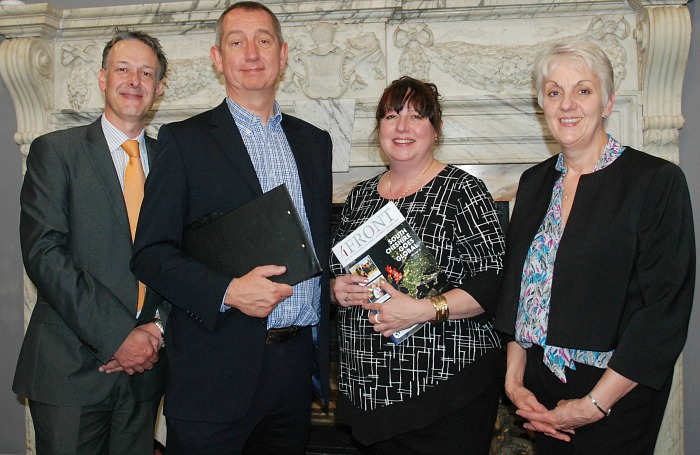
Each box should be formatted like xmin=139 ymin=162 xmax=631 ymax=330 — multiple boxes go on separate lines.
xmin=182 ymin=184 xmax=322 ymax=286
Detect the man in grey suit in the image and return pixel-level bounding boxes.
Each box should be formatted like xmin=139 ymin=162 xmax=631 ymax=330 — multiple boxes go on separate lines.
xmin=14 ymin=30 xmax=169 ymax=454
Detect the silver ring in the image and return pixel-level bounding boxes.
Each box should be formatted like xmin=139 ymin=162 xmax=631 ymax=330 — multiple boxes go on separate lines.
xmin=375 ymin=313 xmax=381 ymax=324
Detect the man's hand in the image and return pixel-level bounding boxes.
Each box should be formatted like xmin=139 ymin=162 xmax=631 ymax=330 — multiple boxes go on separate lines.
xmin=224 ymin=265 xmax=293 ymax=318
xmin=99 ymin=324 xmax=163 ymax=375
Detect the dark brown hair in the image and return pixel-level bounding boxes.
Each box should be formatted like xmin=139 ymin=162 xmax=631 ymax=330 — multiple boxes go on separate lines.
xmin=375 ymin=76 xmax=443 ymax=142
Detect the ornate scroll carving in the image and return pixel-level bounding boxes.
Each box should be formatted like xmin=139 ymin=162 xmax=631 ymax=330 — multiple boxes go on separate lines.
xmin=634 ymin=9 xmax=690 ymax=453
xmin=0 ymin=37 xmax=51 ymax=161
xmin=635 ymin=6 xmax=690 ymax=160
xmin=0 ymin=37 xmax=50 ymax=455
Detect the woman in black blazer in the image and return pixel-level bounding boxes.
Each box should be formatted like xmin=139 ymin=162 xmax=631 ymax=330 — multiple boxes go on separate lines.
xmin=494 ymin=40 xmax=695 ymax=455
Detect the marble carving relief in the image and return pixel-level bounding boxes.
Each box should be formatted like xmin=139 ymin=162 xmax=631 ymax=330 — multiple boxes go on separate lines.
xmin=61 ymin=43 xmax=99 ymax=110
xmin=285 ymin=22 xmax=385 ymax=99
xmin=393 ymin=16 xmax=630 ymax=93
xmin=0 ymin=1 xmax=692 ymax=453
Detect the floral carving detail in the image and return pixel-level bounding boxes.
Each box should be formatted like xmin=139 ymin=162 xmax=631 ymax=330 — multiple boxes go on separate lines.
xmin=61 ymin=43 xmax=98 ymax=110
xmin=394 ymin=24 xmax=433 ymax=80
xmin=163 ymin=56 xmax=219 ymax=101
xmin=587 ymin=16 xmax=629 ymax=90
xmin=394 ymin=16 xmax=630 ymax=93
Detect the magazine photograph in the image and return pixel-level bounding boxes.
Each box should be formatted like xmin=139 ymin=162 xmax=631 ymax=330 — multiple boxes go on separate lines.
xmin=332 ymin=201 xmax=448 ymax=344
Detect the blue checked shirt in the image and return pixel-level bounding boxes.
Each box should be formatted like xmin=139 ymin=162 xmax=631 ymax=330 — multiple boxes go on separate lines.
xmin=222 ymin=98 xmax=321 ymax=329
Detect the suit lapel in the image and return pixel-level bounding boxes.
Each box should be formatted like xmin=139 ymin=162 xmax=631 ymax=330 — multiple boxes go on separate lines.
xmin=283 ymin=116 xmax=317 ymax=221
xmin=138 ymin=134 xmax=160 ymax=320
xmin=209 ymin=101 xmax=263 ymax=194
xmin=82 ymin=118 xmax=133 ymax=243
xmin=145 ymin=135 xmax=157 ymax=167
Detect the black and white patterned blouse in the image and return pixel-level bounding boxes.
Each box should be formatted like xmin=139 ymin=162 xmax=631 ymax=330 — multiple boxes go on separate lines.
xmin=330 ymin=165 xmax=505 ymax=411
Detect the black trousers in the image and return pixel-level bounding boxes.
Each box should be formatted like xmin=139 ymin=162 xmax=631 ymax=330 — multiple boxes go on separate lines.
xmin=166 ymin=327 xmax=314 ymax=455
xmin=368 ymin=378 xmax=501 ymax=455
xmin=524 ymin=346 xmax=671 ymax=455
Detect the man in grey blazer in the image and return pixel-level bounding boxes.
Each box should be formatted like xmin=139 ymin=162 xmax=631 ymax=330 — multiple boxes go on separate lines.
xmin=14 ymin=30 xmax=169 ymax=454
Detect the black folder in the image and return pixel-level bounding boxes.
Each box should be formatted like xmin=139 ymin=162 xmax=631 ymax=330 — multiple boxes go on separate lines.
xmin=182 ymin=184 xmax=322 ymax=286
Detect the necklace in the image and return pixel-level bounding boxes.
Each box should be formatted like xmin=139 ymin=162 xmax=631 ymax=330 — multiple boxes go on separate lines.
xmin=388 ymin=158 xmax=434 ymax=199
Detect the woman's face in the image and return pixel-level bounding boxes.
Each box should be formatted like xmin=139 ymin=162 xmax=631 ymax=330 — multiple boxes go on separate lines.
xmin=542 ymin=57 xmax=614 ymax=154
xmin=379 ymin=103 xmax=436 ymax=164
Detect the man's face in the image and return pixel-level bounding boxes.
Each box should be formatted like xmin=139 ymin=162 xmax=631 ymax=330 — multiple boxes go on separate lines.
xmin=210 ymin=8 xmax=288 ymax=101
xmin=98 ymin=39 xmax=163 ymax=131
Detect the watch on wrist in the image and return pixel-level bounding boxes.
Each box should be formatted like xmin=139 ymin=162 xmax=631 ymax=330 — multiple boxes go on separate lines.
xmin=152 ymin=318 xmax=165 ymax=343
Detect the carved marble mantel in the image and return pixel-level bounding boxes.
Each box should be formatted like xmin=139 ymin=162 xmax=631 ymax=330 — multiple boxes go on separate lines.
xmin=0 ymin=1 xmax=690 ymax=453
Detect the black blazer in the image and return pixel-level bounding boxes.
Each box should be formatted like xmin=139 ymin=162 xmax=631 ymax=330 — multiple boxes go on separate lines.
xmin=15 ymin=118 xmax=168 ymax=405
xmin=132 ymin=100 xmax=333 ymax=422
xmin=495 ymin=148 xmax=695 ymax=390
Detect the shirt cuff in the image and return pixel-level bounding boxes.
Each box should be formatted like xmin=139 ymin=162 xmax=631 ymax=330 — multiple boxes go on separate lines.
xmin=220 ymin=279 xmax=233 ymax=312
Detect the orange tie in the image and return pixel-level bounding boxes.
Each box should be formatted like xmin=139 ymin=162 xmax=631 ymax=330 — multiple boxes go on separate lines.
xmin=122 ymin=140 xmax=146 ymax=314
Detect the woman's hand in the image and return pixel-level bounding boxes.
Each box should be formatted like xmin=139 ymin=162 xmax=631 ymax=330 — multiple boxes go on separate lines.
xmin=505 ymin=371 xmax=573 ymax=441
xmin=505 ymin=342 xmax=573 ymax=441
xmin=524 ymin=367 xmax=637 ymax=440
xmin=520 ymin=367 xmax=637 ymax=441
xmin=508 ymin=382 xmax=579 ymax=441
xmin=331 ymin=275 xmax=369 ymax=307
xmin=506 ymin=381 xmax=548 ymax=415
xmin=517 ymin=397 xmax=603 ymax=439
xmin=362 ymin=279 xmax=433 ymax=337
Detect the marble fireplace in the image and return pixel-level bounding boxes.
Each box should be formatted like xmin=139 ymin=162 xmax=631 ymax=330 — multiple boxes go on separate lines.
xmin=0 ymin=0 xmax=690 ymax=453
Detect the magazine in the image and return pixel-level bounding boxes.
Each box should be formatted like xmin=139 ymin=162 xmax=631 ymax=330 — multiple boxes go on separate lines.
xmin=332 ymin=201 xmax=448 ymax=344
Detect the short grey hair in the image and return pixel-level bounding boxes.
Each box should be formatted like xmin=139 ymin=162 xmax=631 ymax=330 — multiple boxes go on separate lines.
xmin=534 ymin=40 xmax=614 ymax=109
xmin=214 ymin=2 xmax=284 ymax=49
xmin=102 ymin=29 xmax=168 ymax=81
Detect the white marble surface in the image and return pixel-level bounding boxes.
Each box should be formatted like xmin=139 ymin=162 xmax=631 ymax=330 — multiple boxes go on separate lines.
xmin=0 ymin=1 xmax=691 ymax=453
xmin=294 ymin=99 xmax=356 ymax=172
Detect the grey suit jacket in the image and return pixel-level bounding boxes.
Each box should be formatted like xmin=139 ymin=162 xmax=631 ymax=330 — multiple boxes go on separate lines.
xmin=14 ymin=118 xmax=168 ymax=406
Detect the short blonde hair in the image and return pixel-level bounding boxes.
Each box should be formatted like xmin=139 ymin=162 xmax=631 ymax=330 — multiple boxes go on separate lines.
xmin=534 ymin=40 xmax=614 ymax=109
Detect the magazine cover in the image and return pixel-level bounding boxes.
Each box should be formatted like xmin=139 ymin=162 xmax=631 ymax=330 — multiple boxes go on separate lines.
xmin=332 ymin=201 xmax=448 ymax=344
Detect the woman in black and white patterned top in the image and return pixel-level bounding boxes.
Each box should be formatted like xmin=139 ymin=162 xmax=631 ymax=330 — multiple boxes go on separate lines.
xmin=330 ymin=77 xmax=505 ymax=454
